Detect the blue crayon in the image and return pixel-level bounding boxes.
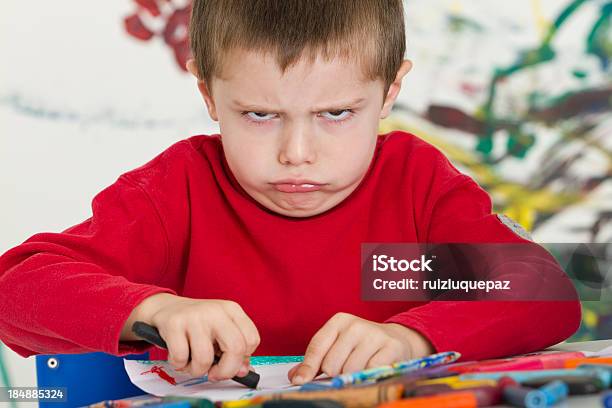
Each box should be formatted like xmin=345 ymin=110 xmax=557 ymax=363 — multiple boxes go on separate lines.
xmin=299 ymin=382 xmax=334 ymax=391
xmin=602 ymin=390 xmax=612 ymax=408
xmin=149 ymin=402 xmax=191 ymax=408
xmin=503 ymin=384 xmax=546 ymax=408
xmin=503 ymin=380 xmax=568 ymax=408
xmin=536 ymin=380 xmax=569 ymax=405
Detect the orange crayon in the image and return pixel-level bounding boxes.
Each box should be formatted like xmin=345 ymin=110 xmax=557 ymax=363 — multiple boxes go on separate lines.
xmin=564 ymin=357 xmax=612 ymax=369
xmin=377 ymin=392 xmax=477 ymax=408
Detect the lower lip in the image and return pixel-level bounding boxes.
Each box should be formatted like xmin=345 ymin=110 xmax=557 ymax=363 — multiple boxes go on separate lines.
xmin=273 ymin=183 xmax=323 ymax=193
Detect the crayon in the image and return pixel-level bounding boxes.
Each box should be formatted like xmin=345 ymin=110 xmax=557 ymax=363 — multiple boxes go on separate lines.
xmin=415 ymin=377 xmax=497 ymax=388
xmin=160 ymin=397 xmax=215 ymax=408
xmin=602 ymin=390 xmax=612 ymax=408
xmin=413 ymin=385 xmax=502 ymax=406
xmin=132 ymin=322 xmax=260 ymax=389
xmin=459 ymin=367 xmax=610 ymax=387
xmin=262 ymin=400 xmax=344 ymax=408
xmin=576 ymin=364 xmax=612 ymax=375
xmin=406 ymin=383 xmax=452 ymax=396
xmin=446 ymin=351 xmax=586 ymax=374
xmin=521 ymin=375 xmax=604 ymax=394
xmin=377 ymin=367 xmax=458 ymax=389
xmin=536 ymin=380 xmax=569 ymax=405
xmin=300 ymin=382 xmax=335 ymax=391
xmin=563 ymin=357 xmax=612 ymax=368
xmin=222 ymin=397 xmax=265 ymax=408
xmin=497 ymin=376 xmax=519 ymax=388
xmin=88 ymin=396 xmax=164 ymax=407
xmin=330 ymin=351 xmax=460 ymax=387
xmin=224 ymin=382 xmax=405 ymax=408
xmin=447 ymin=359 xmax=543 ymax=373
xmin=147 ymin=402 xmax=191 ymax=408
xmin=503 ymin=384 xmax=544 ymax=408
xmin=508 ymin=351 xmax=585 ymax=369
xmin=503 ymin=380 xmax=568 ymax=408
xmin=377 ymin=391 xmax=478 ymax=408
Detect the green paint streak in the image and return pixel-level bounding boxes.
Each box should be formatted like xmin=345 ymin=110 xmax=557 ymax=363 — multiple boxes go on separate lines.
xmin=477 ymin=0 xmax=597 ymax=157
xmin=586 ymin=2 xmax=612 ymax=68
xmin=543 ymin=0 xmax=590 ymax=44
xmin=572 ymin=69 xmax=589 ymax=78
xmin=448 ymin=15 xmax=484 ymax=33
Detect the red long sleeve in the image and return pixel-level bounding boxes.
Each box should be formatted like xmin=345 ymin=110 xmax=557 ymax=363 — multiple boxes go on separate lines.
xmin=0 ymin=176 xmax=175 ymax=356
xmin=0 ymin=131 xmax=581 ymax=360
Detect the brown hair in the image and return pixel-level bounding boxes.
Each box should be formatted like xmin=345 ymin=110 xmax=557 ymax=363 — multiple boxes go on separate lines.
xmin=189 ymin=0 xmax=405 ymax=94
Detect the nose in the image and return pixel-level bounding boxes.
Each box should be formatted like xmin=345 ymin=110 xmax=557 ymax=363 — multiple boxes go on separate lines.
xmin=278 ymin=122 xmax=317 ymax=166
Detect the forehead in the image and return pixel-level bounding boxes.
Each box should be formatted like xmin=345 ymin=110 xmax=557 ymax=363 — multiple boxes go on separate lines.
xmin=211 ymin=48 xmax=382 ymax=106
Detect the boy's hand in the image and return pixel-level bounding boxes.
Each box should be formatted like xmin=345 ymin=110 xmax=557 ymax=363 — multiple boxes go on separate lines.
xmin=288 ymin=312 xmax=434 ymax=385
xmin=122 ymin=293 xmax=260 ymax=380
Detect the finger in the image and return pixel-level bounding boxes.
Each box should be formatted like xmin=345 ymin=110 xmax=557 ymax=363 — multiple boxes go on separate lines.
xmin=226 ymin=304 xmax=261 ymax=356
xmin=290 ymin=322 xmax=341 ymax=385
xmin=184 ymin=325 xmax=215 ymax=377
xmin=162 ymin=327 xmax=190 ymax=371
xmin=320 ymin=330 xmax=360 ymax=377
xmin=208 ymin=320 xmax=247 ymax=381
xmin=342 ymin=337 xmax=384 ymax=374
xmin=366 ymin=345 xmax=402 ymax=369
xmin=237 ymin=355 xmax=251 ymax=377
xmin=288 ymin=365 xmax=298 ymax=378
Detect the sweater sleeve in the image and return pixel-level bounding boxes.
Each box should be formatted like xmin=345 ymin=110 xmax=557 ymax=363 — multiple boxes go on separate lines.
xmin=386 ymin=156 xmax=581 ymax=360
xmin=0 ymin=175 xmax=177 ymax=357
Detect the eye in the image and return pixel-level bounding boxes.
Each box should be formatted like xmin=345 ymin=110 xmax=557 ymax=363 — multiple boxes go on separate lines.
xmin=244 ymin=111 xmax=276 ymax=122
xmin=320 ymin=109 xmax=353 ymax=122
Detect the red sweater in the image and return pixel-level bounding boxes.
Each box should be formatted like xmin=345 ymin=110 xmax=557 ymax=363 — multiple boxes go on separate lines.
xmin=0 ymin=131 xmax=580 ymax=361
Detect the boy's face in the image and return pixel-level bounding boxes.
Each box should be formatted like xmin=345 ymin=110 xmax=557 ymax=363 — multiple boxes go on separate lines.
xmin=188 ymin=50 xmax=411 ymax=218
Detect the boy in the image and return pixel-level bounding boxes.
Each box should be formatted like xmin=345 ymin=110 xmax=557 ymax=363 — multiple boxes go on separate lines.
xmin=0 ymin=0 xmax=579 ymax=386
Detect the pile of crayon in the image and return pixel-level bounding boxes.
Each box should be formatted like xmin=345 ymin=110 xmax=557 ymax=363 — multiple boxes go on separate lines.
xmin=90 ymin=350 xmax=612 ymax=408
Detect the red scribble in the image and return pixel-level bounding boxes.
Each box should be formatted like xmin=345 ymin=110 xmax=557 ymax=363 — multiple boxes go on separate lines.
xmin=141 ymin=365 xmax=177 ymax=385
xmin=124 ymin=0 xmax=193 ymax=72
xmin=135 ymin=0 xmax=162 ymax=17
xmin=460 ymin=81 xmax=482 ymax=96
xmin=124 ymin=14 xmax=155 ymax=41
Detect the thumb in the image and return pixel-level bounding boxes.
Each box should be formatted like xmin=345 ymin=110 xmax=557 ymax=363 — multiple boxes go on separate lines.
xmin=290 ymin=362 xmax=318 ymax=385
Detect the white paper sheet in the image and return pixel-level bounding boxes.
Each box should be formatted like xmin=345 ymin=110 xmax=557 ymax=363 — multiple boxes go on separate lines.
xmin=124 ymin=360 xmax=302 ymax=401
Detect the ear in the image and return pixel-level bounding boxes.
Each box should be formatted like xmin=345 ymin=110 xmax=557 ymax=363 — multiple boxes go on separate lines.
xmin=186 ymin=58 xmax=219 ymax=121
xmin=380 ymin=60 xmax=413 ymax=119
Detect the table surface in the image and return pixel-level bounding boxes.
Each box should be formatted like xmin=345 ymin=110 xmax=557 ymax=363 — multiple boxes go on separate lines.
xmin=494 ymin=339 xmax=612 ymax=408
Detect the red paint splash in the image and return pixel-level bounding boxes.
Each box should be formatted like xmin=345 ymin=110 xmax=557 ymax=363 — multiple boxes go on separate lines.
xmin=124 ymin=0 xmax=192 ymax=72
xmin=141 ymin=365 xmax=177 ymax=385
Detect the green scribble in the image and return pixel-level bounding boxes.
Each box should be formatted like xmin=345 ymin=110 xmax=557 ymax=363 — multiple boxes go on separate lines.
xmin=448 ymin=15 xmax=484 ymax=33
xmin=586 ymin=2 xmax=612 ymax=69
xmin=572 ymin=69 xmax=589 ymax=78
xmin=477 ymin=0 xmax=608 ymax=157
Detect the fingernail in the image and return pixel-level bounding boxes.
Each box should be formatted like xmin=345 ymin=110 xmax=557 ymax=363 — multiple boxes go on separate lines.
xmin=293 ymin=375 xmax=304 ymax=384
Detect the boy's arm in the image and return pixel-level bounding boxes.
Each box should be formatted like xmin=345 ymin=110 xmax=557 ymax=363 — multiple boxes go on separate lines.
xmin=386 ymin=173 xmax=581 ymax=361
xmin=0 ymin=175 xmax=178 ymax=357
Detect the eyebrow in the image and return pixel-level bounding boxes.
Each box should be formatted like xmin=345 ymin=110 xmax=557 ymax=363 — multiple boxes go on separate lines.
xmin=231 ymin=97 xmax=366 ymax=112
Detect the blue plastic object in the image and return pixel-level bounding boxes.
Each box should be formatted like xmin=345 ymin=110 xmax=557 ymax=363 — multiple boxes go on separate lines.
xmin=36 ymin=352 xmax=149 ymax=407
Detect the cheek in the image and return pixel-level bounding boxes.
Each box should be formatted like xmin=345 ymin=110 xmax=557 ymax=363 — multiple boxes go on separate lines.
xmin=327 ymin=134 xmax=377 ymax=181
xmin=222 ymin=138 xmax=271 ymax=183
